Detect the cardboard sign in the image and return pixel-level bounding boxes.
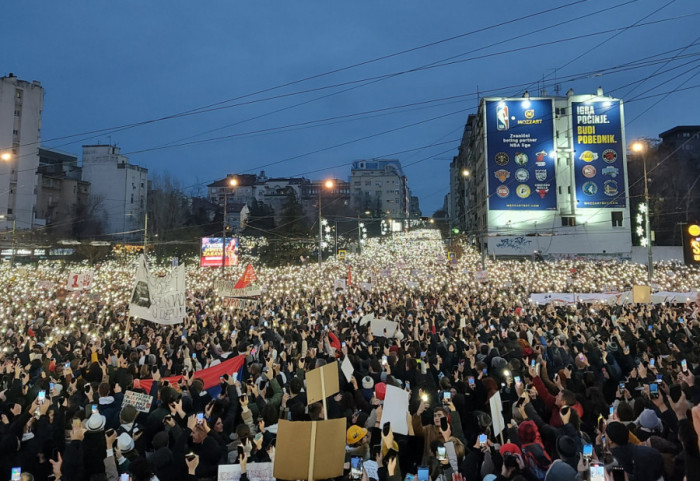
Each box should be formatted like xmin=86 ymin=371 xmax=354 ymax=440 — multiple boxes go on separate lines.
xmin=219 ymin=462 xmax=274 ymax=481
xmin=306 ymin=361 xmax=339 ymax=405
xmin=222 ymin=297 xmax=259 ymax=309
xmin=474 ymin=270 xmax=489 ymax=282
xmin=66 ymin=270 xmax=94 ymax=291
xmin=381 ymin=385 xmax=409 ymax=435
xmin=633 ymin=285 xmax=651 ymax=303
xmin=123 ymin=390 xmax=154 ymax=413
xmin=215 ymin=280 xmax=262 ymax=298
xmin=359 ymin=312 xmax=375 ymax=326
xmin=489 ymin=391 xmax=505 ymax=437
xmin=338 ymin=249 xmax=347 ymax=260
xmin=274 ymin=418 xmax=345 ymax=481
xmin=341 ymin=356 xmax=354 ymax=383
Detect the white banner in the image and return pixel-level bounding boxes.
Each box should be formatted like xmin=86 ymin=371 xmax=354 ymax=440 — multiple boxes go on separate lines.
xmin=219 ymin=462 xmax=274 ymax=481
xmin=222 ymin=297 xmax=259 ymax=310
xmin=382 ymin=385 xmax=409 ymax=435
xmin=370 ymin=318 xmax=399 ymax=338
xmin=528 ymin=291 xmax=700 ymax=305
xmin=66 ymin=270 xmax=94 ymax=291
xmin=215 ymin=280 xmax=261 ymax=298
xmin=128 ymin=255 xmax=186 ymax=325
xmin=123 ymin=390 xmax=154 ymax=413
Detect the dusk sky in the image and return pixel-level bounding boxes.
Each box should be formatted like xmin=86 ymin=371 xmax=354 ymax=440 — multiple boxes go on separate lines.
xmin=4 ymin=0 xmax=698 ymax=215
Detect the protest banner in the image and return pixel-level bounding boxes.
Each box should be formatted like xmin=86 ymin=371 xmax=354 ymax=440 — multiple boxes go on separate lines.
xmin=215 ymin=280 xmax=261 ymax=298
xmin=274 ymin=418 xmax=345 ymax=481
xmin=36 ymin=281 xmax=56 ymax=290
xmin=633 ymin=285 xmax=651 ymax=303
xmin=370 ymin=318 xmax=399 ymax=338
xmin=341 ymin=356 xmax=354 ymax=382
xmin=222 ymin=297 xmax=259 ymax=309
xmin=219 ymin=462 xmax=274 ymax=481
xmin=129 ymin=255 xmax=186 ymax=325
xmin=333 ymin=279 xmax=346 ymax=292
xmin=381 ymin=385 xmax=409 ymax=435
xmin=122 ymin=390 xmax=154 ymax=413
xmin=474 ymin=270 xmax=489 ymax=282
xmin=359 ymin=312 xmax=375 ymax=326
xmin=66 ymin=270 xmax=94 ymax=291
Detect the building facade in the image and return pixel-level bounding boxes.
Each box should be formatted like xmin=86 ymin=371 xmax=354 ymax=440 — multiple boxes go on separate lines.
xmin=0 ymin=74 xmax=44 ymax=231
xmin=350 ymin=159 xmax=411 ymax=218
xmin=459 ymin=90 xmax=632 ymax=256
xmin=36 ymin=148 xmax=90 ymax=236
xmin=81 ymin=145 xmax=148 ymax=241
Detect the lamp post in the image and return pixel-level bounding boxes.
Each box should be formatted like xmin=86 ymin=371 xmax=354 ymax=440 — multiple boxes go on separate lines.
xmin=318 ymin=179 xmax=334 ymax=266
xmin=222 ymin=177 xmax=238 ymax=277
xmin=461 ymin=168 xmax=470 ymax=236
xmin=632 ymin=141 xmax=653 ymax=284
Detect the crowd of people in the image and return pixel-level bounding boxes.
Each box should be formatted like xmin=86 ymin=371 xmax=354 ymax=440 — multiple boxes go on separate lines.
xmin=0 ymin=229 xmax=699 ymax=481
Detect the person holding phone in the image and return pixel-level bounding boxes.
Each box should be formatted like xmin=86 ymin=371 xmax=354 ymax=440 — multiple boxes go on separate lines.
xmin=605 ymin=421 xmax=664 ymax=481
xmin=412 ymin=400 xmax=465 ymax=465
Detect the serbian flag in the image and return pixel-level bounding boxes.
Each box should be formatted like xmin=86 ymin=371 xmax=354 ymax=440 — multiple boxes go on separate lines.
xmin=234 ymin=264 xmax=257 ymax=289
xmin=137 ymin=354 xmax=246 ymax=393
xmin=347 ymin=266 xmax=352 ymax=286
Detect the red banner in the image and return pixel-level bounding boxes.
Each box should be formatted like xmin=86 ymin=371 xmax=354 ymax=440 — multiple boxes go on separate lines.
xmin=234 ymin=264 xmax=257 ymax=289
xmin=138 ymin=354 xmax=246 ymax=393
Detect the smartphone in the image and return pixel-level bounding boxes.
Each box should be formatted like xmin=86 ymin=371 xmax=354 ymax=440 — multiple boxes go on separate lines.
xmin=514 ymin=376 xmax=521 ymax=385
xmin=468 ymin=376 xmax=475 ymax=387
xmin=583 ymin=444 xmax=593 ymax=458
xmin=120 ymin=473 xmax=129 ymax=481
xmin=482 ymin=368 xmax=488 ymax=375
xmin=38 ymin=390 xmax=46 ymax=404
xmin=443 ymin=391 xmax=451 ymax=404
xmin=382 ymin=355 xmax=388 ymax=365
xmin=682 ymin=359 xmax=688 ymax=373
xmin=92 ymin=404 xmax=98 ymax=414
xmin=11 ymin=468 xmax=20 ymax=481
xmin=417 ymin=466 xmax=429 ymax=481
xmin=342 ymin=342 xmax=346 ymax=348
xmin=420 ymin=351 xmax=426 ymax=358
xmin=404 ymin=475 xmax=415 ymax=481
xmin=650 ymin=358 xmax=655 ymax=367
xmin=440 ymin=416 xmax=448 ymax=431
xmin=656 ymin=373 xmax=663 ymax=383
xmin=609 ymin=406 xmax=614 ymax=416
xmin=405 ymin=380 xmax=410 ymax=390
xmin=530 ymin=359 xmax=536 ymax=368
xmin=65 ymin=362 xmax=70 ymax=369
xmin=516 ymin=396 xmax=526 ymax=407
xmin=618 ymin=382 xmax=625 ymax=391
xmin=590 ymin=464 xmax=605 ymax=481
xmin=72 ymin=418 xmax=81 ymax=430
xmin=105 ymin=428 xmax=115 ymax=437
xmin=237 ymin=444 xmax=244 ymax=457
xmin=649 ymin=383 xmax=659 ymax=399
xmin=350 ymin=455 xmax=363 ymax=479
xmin=648 ymin=325 xmax=653 ymax=331
xmin=264 ymin=321 xmax=268 ymax=328
xmin=196 ymin=412 xmax=204 ymax=424
xmin=611 ymin=466 xmax=626 ymax=481
xmin=436 ymin=445 xmax=447 ymax=461
xmin=478 ymin=433 xmax=487 ymax=446
xmin=49 ymin=382 xmax=55 ymax=390
xmin=383 ymin=422 xmax=391 ymax=437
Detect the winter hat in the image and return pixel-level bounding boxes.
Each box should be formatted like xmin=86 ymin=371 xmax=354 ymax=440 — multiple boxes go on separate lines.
xmin=374 ymin=382 xmax=387 ymax=401
xmin=117 ymin=432 xmax=135 ymax=453
xmin=638 ymin=409 xmax=662 ymax=431
xmin=86 ymin=413 xmax=106 ymax=432
xmin=120 ymin=405 xmax=138 ymax=424
xmin=152 ymin=431 xmax=169 ymax=449
xmin=606 ymin=422 xmax=629 ymax=446
xmin=346 ymin=425 xmax=367 ymax=445
xmin=555 ymin=435 xmax=579 ymax=466
xmin=517 ymin=420 xmax=537 ymax=444
xmin=362 ymin=376 xmax=374 ymax=390
xmin=499 ymin=443 xmax=522 ymax=458
xmin=545 ymin=460 xmax=577 ymax=481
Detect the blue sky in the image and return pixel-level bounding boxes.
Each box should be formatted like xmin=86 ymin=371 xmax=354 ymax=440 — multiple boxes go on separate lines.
xmin=3 ymin=0 xmax=698 ymax=214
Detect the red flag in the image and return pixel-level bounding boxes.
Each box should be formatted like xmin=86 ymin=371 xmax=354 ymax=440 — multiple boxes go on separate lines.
xmin=347 ymin=266 xmax=352 ymax=286
xmin=234 ymin=264 xmax=257 ymax=289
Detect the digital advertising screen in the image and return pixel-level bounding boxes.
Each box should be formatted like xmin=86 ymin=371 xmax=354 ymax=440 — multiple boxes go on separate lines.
xmin=572 ymin=99 xmax=626 ymax=208
xmin=200 ymin=237 xmax=239 ymax=267
xmin=484 ymin=98 xmax=557 ymax=210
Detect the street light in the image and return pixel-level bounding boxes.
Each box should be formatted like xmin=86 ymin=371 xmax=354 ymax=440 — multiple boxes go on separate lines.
xmin=0 ymin=152 xmax=12 ymax=161
xmin=632 ymin=141 xmax=653 ymax=284
xmin=221 ymin=177 xmax=238 ymax=277
xmin=319 ymin=179 xmax=334 ymax=266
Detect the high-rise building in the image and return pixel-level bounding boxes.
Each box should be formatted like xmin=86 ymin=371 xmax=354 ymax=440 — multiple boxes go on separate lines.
xmin=0 ymin=74 xmax=44 ymax=231
xmin=457 ymin=90 xmax=631 ymax=256
xmin=350 ymin=159 xmax=411 ymax=218
xmin=81 ymin=145 xmax=148 ymax=241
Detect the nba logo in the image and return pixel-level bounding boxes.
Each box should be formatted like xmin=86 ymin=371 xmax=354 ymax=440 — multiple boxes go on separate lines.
xmin=497 ymin=104 xmax=509 ymax=131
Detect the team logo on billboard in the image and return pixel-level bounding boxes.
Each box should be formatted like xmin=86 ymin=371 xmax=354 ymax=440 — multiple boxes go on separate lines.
xmin=515 ymin=169 xmax=529 ymax=182
xmin=582 ymin=165 xmax=597 ymax=178
xmin=582 ymin=181 xmax=598 ymax=196
xmin=579 ymin=151 xmax=598 ymax=162
xmin=602 ymin=149 xmax=617 ymax=163
xmin=524 ymin=109 xmax=535 ymax=119
xmin=602 ymin=166 xmax=619 ymax=178
xmin=603 ymin=180 xmax=618 ymax=197
xmin=535 ymin=150 xmax=547 ymax=166
xmin=497 ymin=104 xmax=509 ymax=131
xmin=494 ymin=170 xmax=510 ymax=182
xmin=497 ymin=185 xmax=510 ymax=198
xmin=514 ymin=152 xmax=528 ymax=166
xmin=535 ymin=170 xmax=547 ymax=181
xmin=535 ymin=183 xmax=550 ymax=199
xmin=516 ymin=184 xmax=531 ymax=199
xmin=495 ymin=152 xmax=509 ymax=166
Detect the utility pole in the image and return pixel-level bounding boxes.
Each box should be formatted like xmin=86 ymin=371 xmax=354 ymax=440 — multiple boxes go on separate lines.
xmin=143 ymin=213 xmax=148 ymax=253
xmin=222 ymin=192 xmax=228 ymax=277
xmin=318 ymin=189 xmax=323 ymax=266
xmin=10 ymin=219 xmax=16 ymax=268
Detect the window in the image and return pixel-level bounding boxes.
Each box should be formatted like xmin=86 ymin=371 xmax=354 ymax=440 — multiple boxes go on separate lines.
xmin=561 ymin=216 xmax=576 ymax=226
xmin=611 ymin=211 xmax=623 ymax=227
xmin=14 ymin=110 xmax=20 ymax=117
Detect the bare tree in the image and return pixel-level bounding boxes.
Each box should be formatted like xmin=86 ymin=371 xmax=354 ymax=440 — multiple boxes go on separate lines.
xmin=148 ymin=173 xmax=190 ymax=241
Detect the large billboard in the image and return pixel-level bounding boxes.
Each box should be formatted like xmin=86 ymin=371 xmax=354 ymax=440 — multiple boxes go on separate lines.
xmin=485 ymin=99 xmax=557 ymax=210
xmin=572 ymin=99 xmax=626 ymax=208
xmin=200 ymin=237 xmax=239 ymax=267
xmin=683 ymin=224 xmax=700 ymax=265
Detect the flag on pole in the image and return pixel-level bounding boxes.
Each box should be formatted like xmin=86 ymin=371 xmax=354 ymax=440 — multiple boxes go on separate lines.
xmin=234 ymin=264 xmax=257 ymax=289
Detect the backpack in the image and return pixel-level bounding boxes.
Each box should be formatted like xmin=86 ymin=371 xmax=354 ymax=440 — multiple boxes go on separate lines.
xmin=521 ymin=443 xmax=552 ymax=480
